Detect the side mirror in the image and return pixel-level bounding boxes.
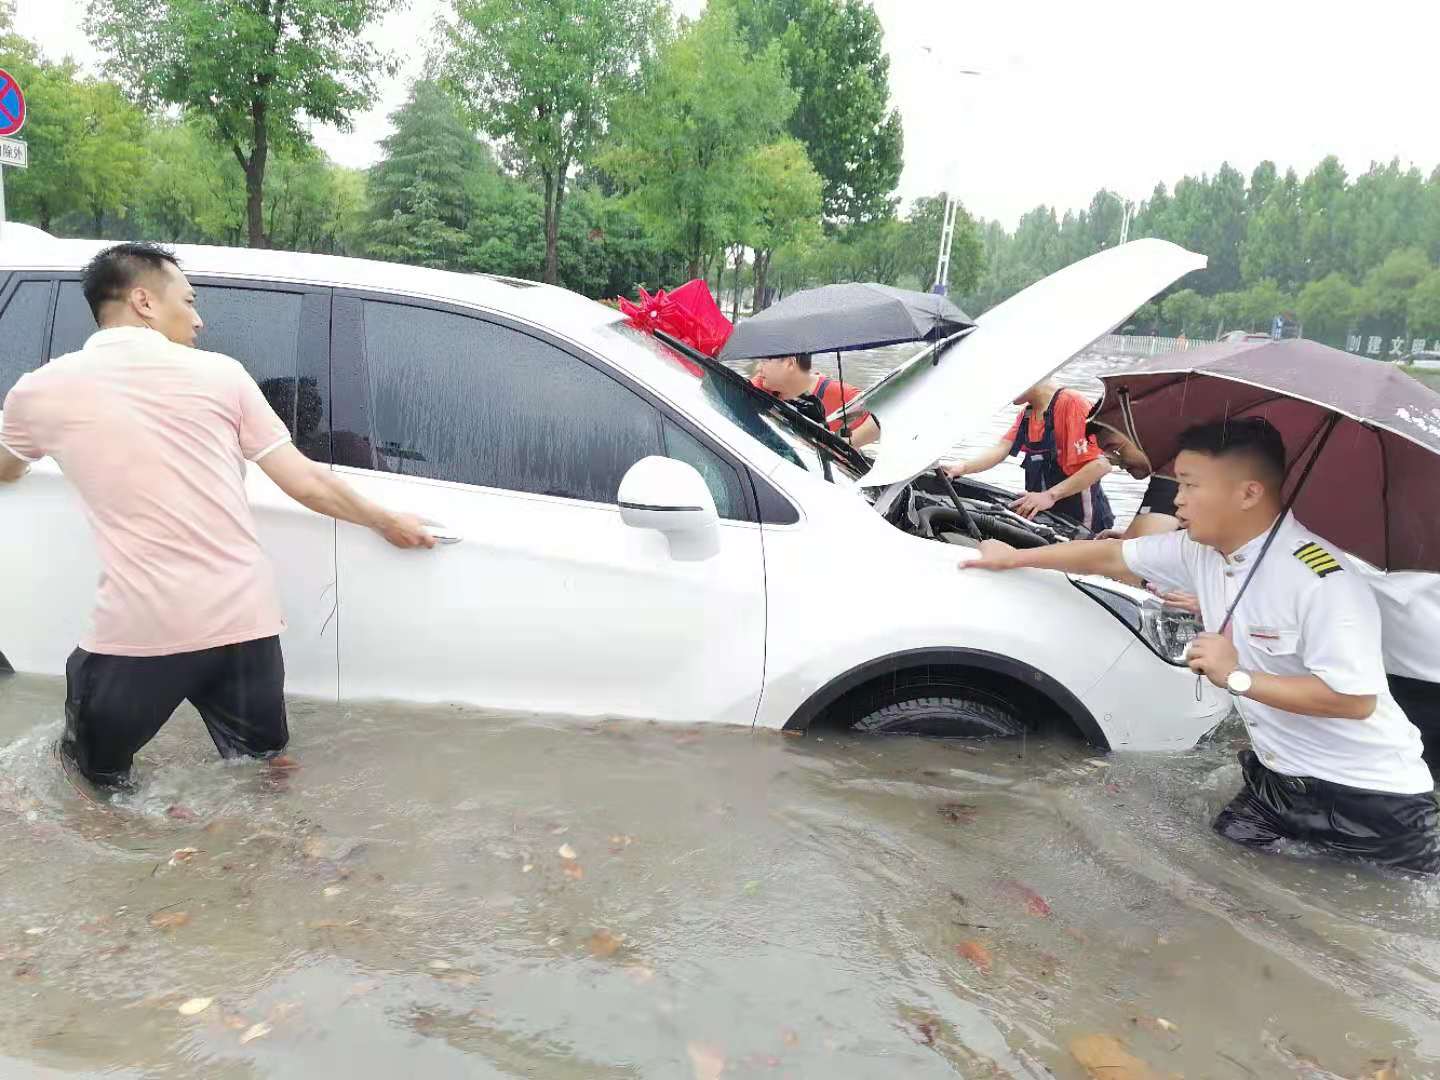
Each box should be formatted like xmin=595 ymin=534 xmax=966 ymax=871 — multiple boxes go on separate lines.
xmin=618 ymin=456 xmax=720 ymax=561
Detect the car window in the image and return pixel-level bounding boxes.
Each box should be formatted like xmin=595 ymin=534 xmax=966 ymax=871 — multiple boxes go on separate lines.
xmin=0 ymin=282 xmax=51 ymax=400
xmin=53 ymin=281 xmax=314 ymax=445
xmin=361 ymin=300 xmax=663 ymax=503
xmin=661 ymin=417 xmax=745 ymax=521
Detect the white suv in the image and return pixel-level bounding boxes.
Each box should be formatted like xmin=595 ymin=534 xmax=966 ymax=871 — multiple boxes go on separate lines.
xmin=0 ymin=228 xmax=1226 ymax=750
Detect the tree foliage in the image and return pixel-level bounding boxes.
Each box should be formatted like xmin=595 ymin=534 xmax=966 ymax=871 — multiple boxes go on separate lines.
xmin=716 ymin=0 xmax=902 ymax=225
xmin=443 ymin=0 xmax=652 ymax=284
xmin=601 ymin=8 xmax=795 ymax=278
xmin=87 ymin=0 xmax=400 ymax=247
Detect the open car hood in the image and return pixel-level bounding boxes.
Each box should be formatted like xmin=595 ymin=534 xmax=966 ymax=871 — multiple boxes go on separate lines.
xmin=851 ymin=239 xmax=1207 ymax=488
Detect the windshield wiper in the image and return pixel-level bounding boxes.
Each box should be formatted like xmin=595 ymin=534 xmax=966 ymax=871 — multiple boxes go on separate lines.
xmin=652 ymin=329 xmax=872 ymax=477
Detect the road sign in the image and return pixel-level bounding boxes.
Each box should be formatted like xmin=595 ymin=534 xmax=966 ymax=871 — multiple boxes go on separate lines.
xmin=0 ymin=69 xmax=25 ymax=138
xmin=0 ymin=137 xmax=27 ymax=169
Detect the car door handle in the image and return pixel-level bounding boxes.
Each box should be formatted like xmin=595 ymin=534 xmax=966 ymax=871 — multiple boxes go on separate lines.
xmin=425 ymin=524 xmax=463 ymax=545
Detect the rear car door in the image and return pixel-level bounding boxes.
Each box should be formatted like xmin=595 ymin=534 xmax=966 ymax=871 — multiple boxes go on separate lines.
xmin=328 ymin=293 xmax=766 ymax=724
xmin=1 ymin=276 xmax=339 ymax=698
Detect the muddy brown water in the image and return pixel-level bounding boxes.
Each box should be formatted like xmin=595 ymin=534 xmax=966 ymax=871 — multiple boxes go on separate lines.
xmin=2 ymin=349 xmax=1438 ymax=1079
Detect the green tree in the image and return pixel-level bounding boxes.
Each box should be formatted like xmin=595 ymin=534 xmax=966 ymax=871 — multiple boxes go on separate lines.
xmin=443 ymin=0 xmax=652 ymax=285
xmin=716 ymin=0 xmax=902 ymax=224
xmin=1298 ymin=155 xmax=1354 ymax=282
xmin=1409 ymin=270 xmax=1440 ymax=338
xmin=1240 ymin=168 xmax=1304 ymax=289
xmin=743 ymin=138 xmax=823 ymax=309
xmin=88 ymin=0 xmax=400 ymax=248
xmin=1296 ymin=272 xmax=1359 ymax=345
xmin=1236 ymin=279 xmax=1289 ymax=332
xmin=364 ymin=80 xmax=482 ymax=270
xmin=73 ymin=79 xmax=149 ymax=235
xmin=132 ymin=119 xmax=247 ymax=244
xmin=601 ymin=8 xmax=795 ymax=278
xmin=1358 ymin=247 xmax=1431 ymax=334
xmin=1161 ymin=288 xmax=1208 ymax=335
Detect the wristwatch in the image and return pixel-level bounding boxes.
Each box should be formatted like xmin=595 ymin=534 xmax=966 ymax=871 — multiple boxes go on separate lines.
xmin=1226 ymin=669 xmax=1253 ymax=697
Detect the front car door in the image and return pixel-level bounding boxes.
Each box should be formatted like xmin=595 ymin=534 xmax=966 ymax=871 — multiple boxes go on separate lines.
xmin=1 ymin=275 xmax=339 ymax=698
xmin=328 ymin=293 xmax=766 ymax=725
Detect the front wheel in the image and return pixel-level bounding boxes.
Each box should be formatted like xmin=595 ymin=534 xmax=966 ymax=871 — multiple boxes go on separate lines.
xmin=851 ymin=694 xmax=1026 ymax=738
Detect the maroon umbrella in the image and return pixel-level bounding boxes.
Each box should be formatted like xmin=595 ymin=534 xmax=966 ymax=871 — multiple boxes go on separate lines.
xmin=1092 ymin=338 xmax=1440 ymax=572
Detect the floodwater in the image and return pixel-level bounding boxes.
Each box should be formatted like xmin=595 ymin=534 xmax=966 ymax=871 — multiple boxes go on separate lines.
xmin=2 ymin=348 xmax=1438 ymax=1079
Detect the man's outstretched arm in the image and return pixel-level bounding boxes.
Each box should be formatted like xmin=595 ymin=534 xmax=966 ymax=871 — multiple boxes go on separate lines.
xmin=961 ymin=537 xmax=1131 ymax=580
xmin=257 ymin=444 xmax=435 ymax=550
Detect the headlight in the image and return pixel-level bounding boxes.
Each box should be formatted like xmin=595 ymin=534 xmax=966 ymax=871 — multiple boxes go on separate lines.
xmin=1070 ymin=578 xmax=1199 ymax=666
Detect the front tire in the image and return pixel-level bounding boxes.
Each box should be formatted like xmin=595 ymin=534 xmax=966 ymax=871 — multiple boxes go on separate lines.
xmin=851 ymin=694 xmax=1026 ymax=738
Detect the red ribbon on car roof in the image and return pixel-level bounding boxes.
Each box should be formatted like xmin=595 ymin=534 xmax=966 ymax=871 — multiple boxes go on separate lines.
xmin=618 ymin=280 xmax=734 ymax=366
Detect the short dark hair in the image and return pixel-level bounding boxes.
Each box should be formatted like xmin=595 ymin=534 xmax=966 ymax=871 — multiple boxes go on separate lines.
xmin=792 ymin=353 xmax=812 ymax=371
xmin=81 ymin=242 xmax=182 ymax=322
xmin=1177 ymin=417 xmax=1287 ymax=490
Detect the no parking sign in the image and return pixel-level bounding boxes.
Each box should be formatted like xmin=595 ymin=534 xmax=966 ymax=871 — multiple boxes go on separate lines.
xmin=0 ymin=69 xmax=25 ymax=138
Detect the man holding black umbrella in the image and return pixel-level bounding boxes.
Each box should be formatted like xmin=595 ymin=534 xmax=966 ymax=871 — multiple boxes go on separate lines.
xmin=964 ymin=417 xmax=1439 ymax=875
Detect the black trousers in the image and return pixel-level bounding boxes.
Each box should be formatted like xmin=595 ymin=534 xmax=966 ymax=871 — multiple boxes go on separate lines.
xmin=63 ymin=636 xmax=289 ymax=788
xmin=1213 ymin=750 xmax=1440 ymax=875
xmin=1389 ymin=674 xmax=1440 ymax=777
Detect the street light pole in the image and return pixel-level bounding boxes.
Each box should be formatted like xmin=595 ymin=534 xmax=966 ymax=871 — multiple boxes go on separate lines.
xmin=916 ymin=51 xmax=983 ymax=296
xmin=1101 ymin=190 xmax=1132 ymax=247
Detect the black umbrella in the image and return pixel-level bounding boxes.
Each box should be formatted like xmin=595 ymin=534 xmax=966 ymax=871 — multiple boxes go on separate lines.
xmin=718 ymin=283 xmax=974 ymax=362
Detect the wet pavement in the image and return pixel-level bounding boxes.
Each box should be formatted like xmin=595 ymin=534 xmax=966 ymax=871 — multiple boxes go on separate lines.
xmin=2 ymin=348 xmax=1437 ymax=1078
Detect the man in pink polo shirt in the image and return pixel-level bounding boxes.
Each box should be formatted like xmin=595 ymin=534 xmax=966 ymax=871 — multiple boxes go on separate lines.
xmin=0 ymin=243 xmax=435 ymax=788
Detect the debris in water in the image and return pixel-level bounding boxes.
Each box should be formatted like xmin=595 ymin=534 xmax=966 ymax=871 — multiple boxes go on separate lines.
xmin=428 ymin=960 xmax=454 ymax=971
xmin=323 ymin=885 xmax=344 ymax=898
xmin=239 ymin=1021 xmax=272 ymax=1044
xmin=168 ymin=848 xmax=200 ymax=867
xmin=781 ymin=1029 xmax=799 ymax=1048
xmin=562 ymin=863 xmax=584 ymax=881
xmin=588 ymin=929 xmax=621 ymax=958
xmin=1069 ymin=1034 xmax=1172 ymax=1079
xmin=177 ymin=997 xmax=213 ymax=1016
xmin=166 ymin=804 xmax=198 ymax=822
xmin=937 ymin=803 xmax=978 ymax=824
xmin=624 ymin=964 xmax=656 ymax=985
xmin=904 ymin=1017 xmax=939 ymax=1045
xmin=23 ymin=927 xmax=47 ymax=936
xmin=557 ymin=843 xmax=577 ymax=861
xmin=148 ymin=911 xmax=191 ymax=930
xmin=1367 ymin=1059 xmax=1399 ymax=1080
xmin=956 ymin=939 xmax=993 ymax=974
xmin=609 ymin=834 xmax=634 ymax=852
xmin=687 ymin=1041 xmax=726 ymax=1080
xmin=998 ymin=879 xmax=1052 ymax=917
xmin=521 ymin=863 xmax=534 ymax=874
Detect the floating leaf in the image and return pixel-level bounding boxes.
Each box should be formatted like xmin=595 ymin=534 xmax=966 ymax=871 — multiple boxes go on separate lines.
xmin=998 ymin=879 xmax=1052 ymax=918
xmin=687 ymin=1041 xmax=726 ymax=1080
xmin=178 ymin=997 xmax=213 ymax=1016
xmin=148 ymin=911 xmax=190 ymax=930
xmin=956 ymin=939 xmax=992 ymax=974
xmin=1070 ymin=1034 xmax=1170 ymax=1080
xmin=557 ymin=844 xmax=577 ymax=861
xmin=239 ymin=1021 xmax=272 ymax=1045
xmin=588 ymin=930 xmax=621 ymax=958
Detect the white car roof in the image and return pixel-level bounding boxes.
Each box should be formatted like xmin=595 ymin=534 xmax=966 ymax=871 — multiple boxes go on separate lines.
xmin=0 ymin=227 xmax=623 ymax=353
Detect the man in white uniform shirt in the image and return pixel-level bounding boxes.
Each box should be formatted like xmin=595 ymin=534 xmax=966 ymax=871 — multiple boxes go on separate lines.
xmin=963 ymin=417 xmax=1438 ymax=874
xmin=1352 ymin=565 xmax=1440 ymax=776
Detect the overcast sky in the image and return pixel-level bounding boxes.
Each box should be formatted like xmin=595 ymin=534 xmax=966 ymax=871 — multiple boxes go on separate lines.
xmin=15 ymin=0 xmax=1440 ymax=227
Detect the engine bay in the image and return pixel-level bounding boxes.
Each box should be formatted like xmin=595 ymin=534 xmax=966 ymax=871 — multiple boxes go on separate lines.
xmin=882 ymin=473 xmax=1092 ymax=549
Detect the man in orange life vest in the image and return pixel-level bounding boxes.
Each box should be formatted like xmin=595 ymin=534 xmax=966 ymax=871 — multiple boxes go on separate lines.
xmin=751 ymin=353 xmax=880 ymax=448
xmin=946 ymin=379 xmax=1115 ymax=534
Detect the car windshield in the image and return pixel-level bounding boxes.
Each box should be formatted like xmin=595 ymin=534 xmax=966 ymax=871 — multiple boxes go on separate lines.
xmin=599 ymin=322 xmax=864 ymax=483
